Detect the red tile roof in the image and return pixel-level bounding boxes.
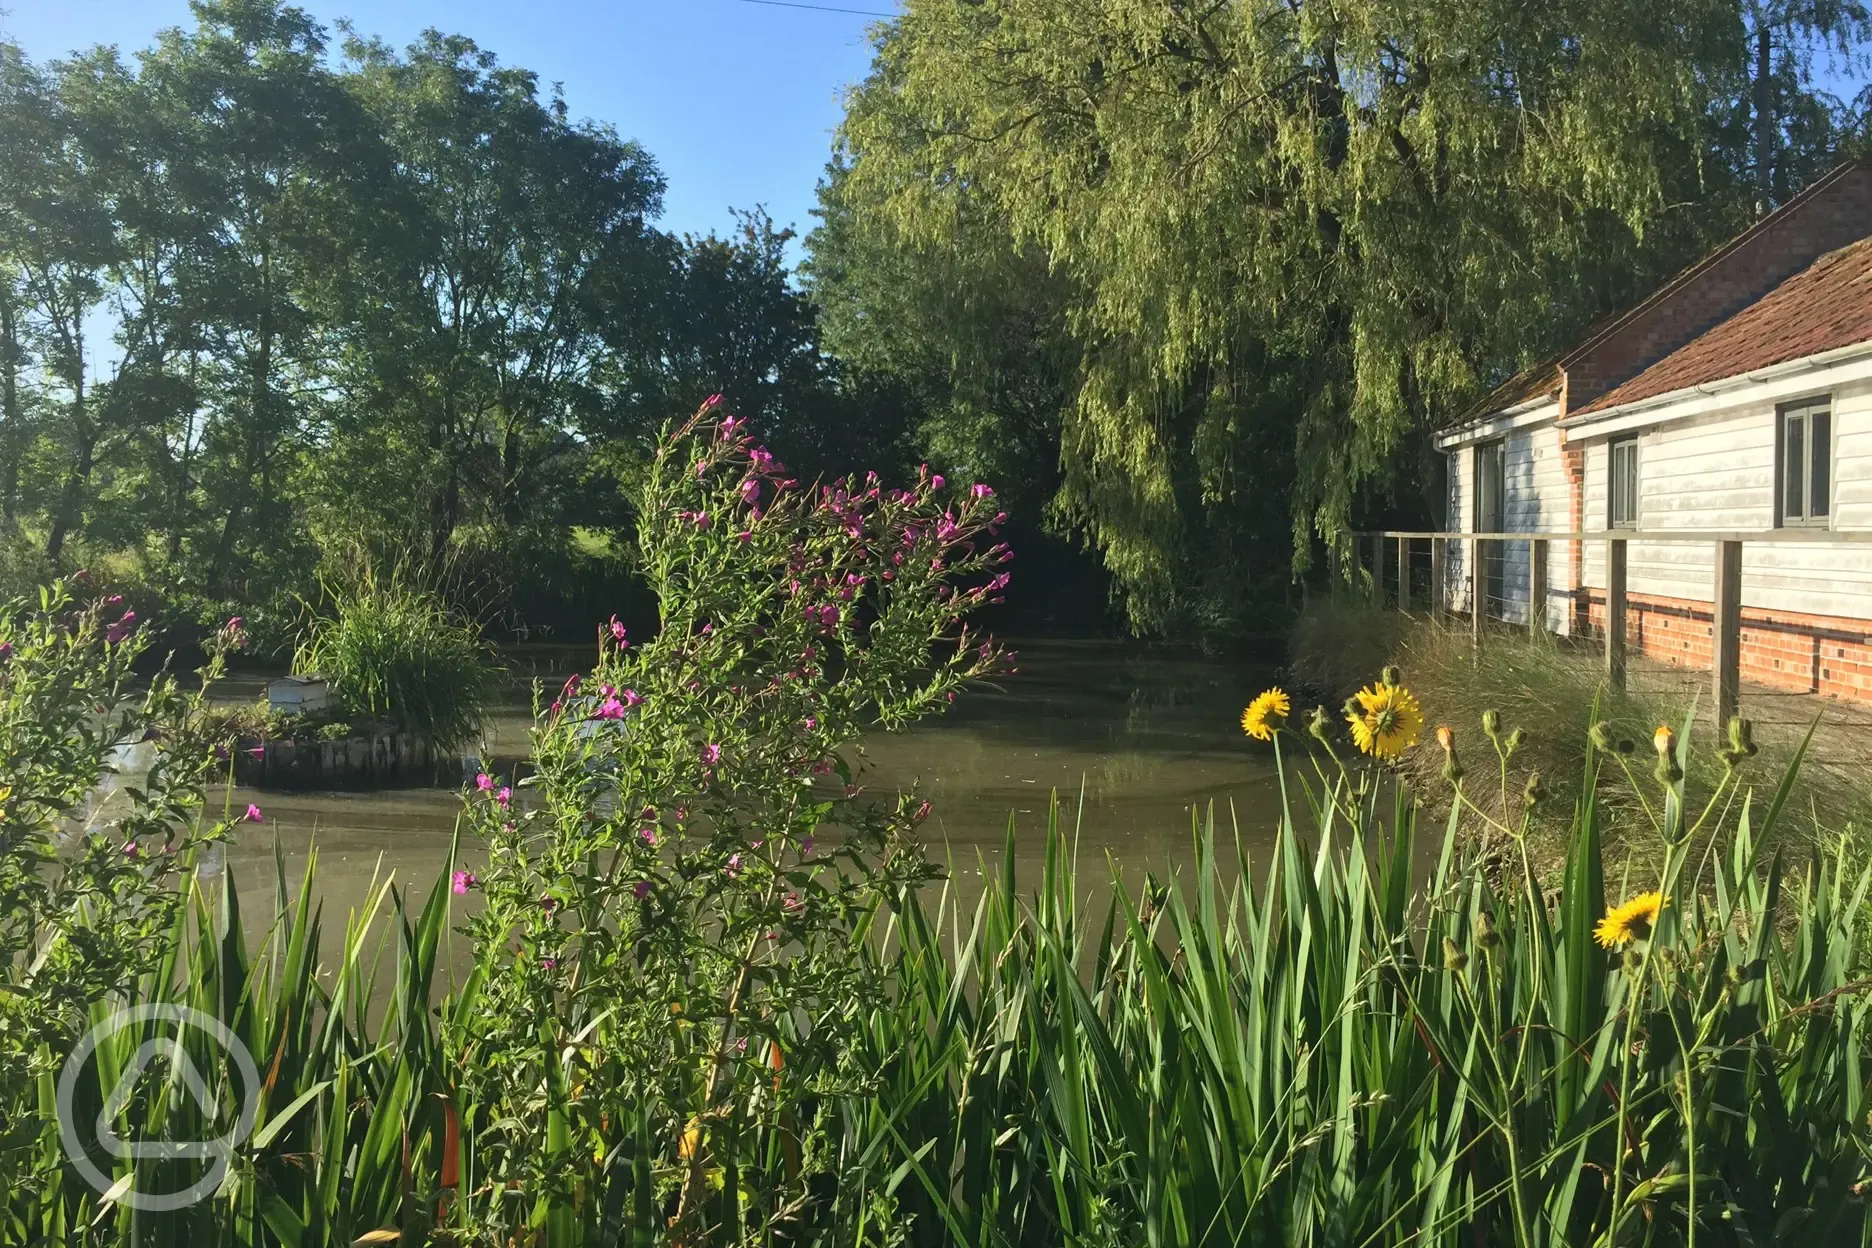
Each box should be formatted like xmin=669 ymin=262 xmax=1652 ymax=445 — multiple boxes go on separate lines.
xmin=1575 ymin=236 xmax=1872 ymax=415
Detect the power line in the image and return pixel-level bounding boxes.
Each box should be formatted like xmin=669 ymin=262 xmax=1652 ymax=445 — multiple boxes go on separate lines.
xmin=734 ymin=0 xmax=896 ymax=16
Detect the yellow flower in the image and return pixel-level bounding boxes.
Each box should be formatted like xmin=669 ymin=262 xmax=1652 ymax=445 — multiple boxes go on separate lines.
xmin=1653 ymin=725 xmax=1675 ymax=758
xmin=1594 ymin=891 xmax=1667 ymax=949
xmin=1345 ymin=682 xmax=1424 ymax=759
xmin=1241 ymin=688 xmax=1291 ymax=741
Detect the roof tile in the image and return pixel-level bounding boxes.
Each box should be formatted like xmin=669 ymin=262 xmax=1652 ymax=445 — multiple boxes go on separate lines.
xmin=1576 ymin=236 xmax=1872 ymax=416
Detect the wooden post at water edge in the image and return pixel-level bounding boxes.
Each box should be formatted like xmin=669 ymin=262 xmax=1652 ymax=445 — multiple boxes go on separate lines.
xmin=1713 ymin=540 xmax=1742 ymax=727
xmin=1605 ymin=538 xmax=1628 ymax=691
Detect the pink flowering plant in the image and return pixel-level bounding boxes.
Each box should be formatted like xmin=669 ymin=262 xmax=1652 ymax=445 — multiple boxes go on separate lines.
xmin=445 ymin=402 xmax=1012 ymax=1237
xmin=0 ymin=579 xmax=244 ymax=1185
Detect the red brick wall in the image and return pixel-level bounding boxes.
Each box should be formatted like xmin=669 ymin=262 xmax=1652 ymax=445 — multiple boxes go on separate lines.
xmin=1563 ymin=164 xmax=1872 ymax=409
xmin=1580 ymin=589 xmax=1872 ymax=702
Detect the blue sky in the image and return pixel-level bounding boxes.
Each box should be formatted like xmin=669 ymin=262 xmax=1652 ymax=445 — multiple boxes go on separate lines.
xmin=0 ymin=0 xmax=898 ymax=245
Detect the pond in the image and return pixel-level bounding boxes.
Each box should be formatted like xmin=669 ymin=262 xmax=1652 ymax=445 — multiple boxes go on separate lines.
xmin=205 ymin=639 xmax=1289 ymax=942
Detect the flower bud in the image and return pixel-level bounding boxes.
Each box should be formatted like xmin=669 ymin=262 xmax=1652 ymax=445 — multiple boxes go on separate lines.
xmin=1589 ymin=721 xmax=1616 ymax=753
xmin=1307 ymin=705 xmax=1334 ymax=748
xmin=1381 ymin=665 xmax=1403 ymax=690
xmin=1504 ymin=727 xmax=1525 ymax=758
xmin=1481 ymin=709 xmax=1502 ymax=744
xmin=1475 ymin=910 xmax=1501 ymax=950
xmin=1442 ymin=937 xmax=1468 ymax=972
xmin=1522 ymin=771 xmax=1547 ymax=808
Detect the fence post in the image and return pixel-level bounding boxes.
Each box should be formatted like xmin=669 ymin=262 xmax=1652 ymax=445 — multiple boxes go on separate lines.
xmin=1529 ymin=538 xmax=1549 ymax=638
xmin=1713 ymin=539 xmax=1742 ymax=727
xmin=1606 ymin=537 xmax=1628 ymax=691
xmin=1397 ymin=537 xmax=1411 ymax=613
xmin=1471 ymin=535 xmax=1486 ymax=647
xmin=1370 ymin=534 xmax=1384 ymax=608
xmin=1430 ymin=537 xmax=1446 ymax=618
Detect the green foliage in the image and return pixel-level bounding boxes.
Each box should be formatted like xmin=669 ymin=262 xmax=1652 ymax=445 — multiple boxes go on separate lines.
xmin=821 ymin=0 xmax=1867 ymax=629
xmin=0 ymin=579 xmax=238 ymax=1202
xmin=444 ymin=405 xmax=1012 ymax=1241
xmin=0 ymin=3 xmax=873 ymax=637
xmin=294 ymin=560 xmax=498 ymax=750
xmin=850 ymin=710 xmax=1872 ymax=1245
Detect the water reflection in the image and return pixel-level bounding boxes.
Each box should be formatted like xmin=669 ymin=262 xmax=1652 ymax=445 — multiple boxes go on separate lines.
xmin=215 ymin=639 xmax=1285 ymax=945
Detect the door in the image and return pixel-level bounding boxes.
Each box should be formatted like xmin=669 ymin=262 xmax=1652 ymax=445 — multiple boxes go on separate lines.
xmin=1474 ymin=441 xmax=1506 ymax=620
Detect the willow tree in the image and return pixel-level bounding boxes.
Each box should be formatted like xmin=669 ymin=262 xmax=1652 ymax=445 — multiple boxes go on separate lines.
xmin=832 ymin=0 xmax=1776 ymax=629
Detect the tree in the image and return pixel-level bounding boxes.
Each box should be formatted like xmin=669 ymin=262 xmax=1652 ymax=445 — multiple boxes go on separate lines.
xmin=1737 ymin=0 xmax=1872 ymax=211
xmin=829 ymin=0 xmax=1823 ymax=630
xmin=317 ymin=30 xmax=667 ymax=564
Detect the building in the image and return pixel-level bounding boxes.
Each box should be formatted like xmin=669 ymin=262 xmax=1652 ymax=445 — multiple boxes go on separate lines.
xmin=1435 ymin=159 xmax=1872 ymax=702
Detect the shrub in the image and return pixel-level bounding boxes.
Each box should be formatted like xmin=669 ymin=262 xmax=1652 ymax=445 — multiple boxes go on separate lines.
xmin=295 ymin=559 xmax=498 ymax=750
xmin=0 ymin=581 xmax=239 ymax=1205
xmin=442 ymin=400 xmax=1014 ymax=1241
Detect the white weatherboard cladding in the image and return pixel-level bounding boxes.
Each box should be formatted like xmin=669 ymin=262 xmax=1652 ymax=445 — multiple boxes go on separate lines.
xmin=1576 ymin=372 xmax=1872 ymax=619
xmin=1444 ymin=417 xmax=1575 ymax=633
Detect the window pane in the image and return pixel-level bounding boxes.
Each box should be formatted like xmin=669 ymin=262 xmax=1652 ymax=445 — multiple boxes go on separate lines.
xmin=1810 ymin=408 xmax=1831 ymax=517
xmin=1785 ymin=415 xmax=1805 ymax=520
xmin=1611 ymin=440 xmax=1636 ymax=527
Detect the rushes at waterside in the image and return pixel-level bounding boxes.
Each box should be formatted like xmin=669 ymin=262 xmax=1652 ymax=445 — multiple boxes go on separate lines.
xmin=16 ymin=725 xmax=1872 ymax=1245
xmin=858 ymin=728 xmax=1872 ymax=1246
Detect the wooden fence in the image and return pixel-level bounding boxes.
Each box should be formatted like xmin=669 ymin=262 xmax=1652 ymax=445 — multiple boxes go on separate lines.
xmin=1350 ymin=529 xmax=1872 ymax=726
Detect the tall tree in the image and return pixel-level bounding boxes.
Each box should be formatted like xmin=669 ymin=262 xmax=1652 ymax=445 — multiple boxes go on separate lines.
xmin=830 ymin=0 xmax=1805 ymax=629
xmin=319 ymin=30 xmax=667 ymax=561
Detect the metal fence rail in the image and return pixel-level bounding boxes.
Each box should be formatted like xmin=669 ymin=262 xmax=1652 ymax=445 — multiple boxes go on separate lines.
xmin=1349 ymin=529 xmax=1872 ymax=727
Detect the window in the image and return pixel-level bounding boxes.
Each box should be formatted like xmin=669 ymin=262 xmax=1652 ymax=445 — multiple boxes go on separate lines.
xmin=1778 ymin=398 xmax=1832 ymax=526
xmin=1609 ymin=437 xmax=1639 ymax=530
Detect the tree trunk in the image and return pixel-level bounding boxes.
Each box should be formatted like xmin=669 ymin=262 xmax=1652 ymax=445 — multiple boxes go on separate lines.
xmin=1754 ymin=11 xmax=1774 ymax=216
xmin=0 ymin=284 xmax=21 ymax=522
xmin=44 ymin=420 xmax=94 ymax=562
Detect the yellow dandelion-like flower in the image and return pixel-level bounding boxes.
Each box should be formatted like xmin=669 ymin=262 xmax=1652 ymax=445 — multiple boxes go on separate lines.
xmin=1241 ymin=688 xmax=1291 ymax=741
xmin=1594 ymin=891 xmax=1667 ymax=949
xmin=1345 ymin=682 xmax=1424 ymax=760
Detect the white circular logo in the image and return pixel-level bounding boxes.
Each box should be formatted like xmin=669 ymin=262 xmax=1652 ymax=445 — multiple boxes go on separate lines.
xmin=56 ymin=1004 xmax=261 ymax=1212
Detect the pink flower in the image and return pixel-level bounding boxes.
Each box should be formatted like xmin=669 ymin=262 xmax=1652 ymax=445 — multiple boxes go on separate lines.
xmin=704 ymin=392 xmax=726 ymax=410
xmin=701 ymin=743 xmax=722 ymax=766
xmin=639 ymin=825 xmax=657 ymax=845
xmin=561 ymin=673 xmax=581 ymax=697
xmin=930 ymin=473 xmax=945 ymax=491
xmin=452 ymin=870 xmax=477 ymax=895
xmin=476 ymin=773 xmax=494 ymax=791
xmin=970 ymin=484 xmax=995 ymax=499
xmin=741 ymin=478 xmax=760 ymax=504
xmin=801 ymin=836 xmax=815 ymax=857
xmin=105 ymin=610 xmax=137 ymax=645
xmin=245 ymin=745 xmax=265 ymax=758
xmin=622 ymin=688 xmax=643 ymax=707
xmin=541 ymin=895 xmax=558 ymax=913
xmin=735 ymin=529 xmax=752 ymax=543
xmin=784 ymin=892 xmax=803 ymax=914
xmin=692 ymin=511 xmax=710 ymax=531
xmin=540 ymin=956 xmax=558 ymax=970
xmin=245 ymin=803 xmax=263 ymax=823
xmin=121 ymin=841 xmax=140 ymax=858
xmin=594 ymin=696 xmax=625 ymax=720
xmin=803 ymin=716 xmax=818 ymax=730
xmin=724 ymin=853 xmax=743 ymax=878
xmin=633 ymin=880 xmax=652 ymax=900
xmin=913 ymin=799 xmax=932 ymax=823
xmin=496 ymin=787 xmax=512 ymax=807
xmin=610 ymin=617 xmax=628 ymax=644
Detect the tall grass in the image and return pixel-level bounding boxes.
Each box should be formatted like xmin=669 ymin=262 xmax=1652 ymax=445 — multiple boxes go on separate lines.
xmin=1285 ymin=593 xmax=1872 ymax=847
xmin=295 ymin=560 xmax=498 ymax=750
xmin=858 ymin=733 xmax=1872 ymax=1245
xmin=19 ymin=730 xmax=1872 ymax=1245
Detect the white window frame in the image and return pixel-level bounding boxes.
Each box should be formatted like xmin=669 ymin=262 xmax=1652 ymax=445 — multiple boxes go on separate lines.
xmin=1777 ymin=396 xmax=1834 ymax=528
xmin=1608 ymin=436 xmax=1639 ymax=530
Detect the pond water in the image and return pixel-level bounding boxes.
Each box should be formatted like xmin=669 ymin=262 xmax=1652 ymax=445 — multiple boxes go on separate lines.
xmin=205 ymin=639 xmax=1289 ymax=946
